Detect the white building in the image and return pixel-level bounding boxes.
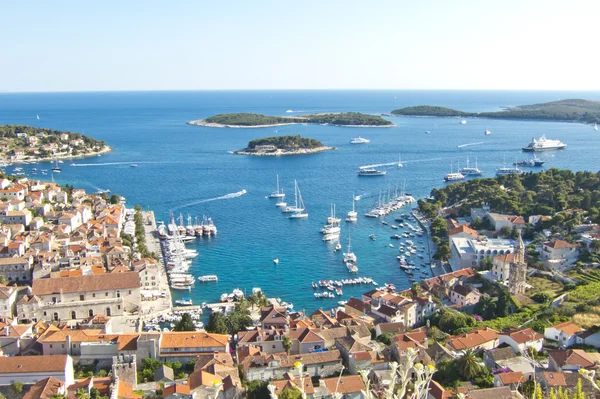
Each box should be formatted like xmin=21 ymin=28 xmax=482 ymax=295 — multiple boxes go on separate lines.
xmin=0 ymin=257 xmax=33 ymax=282
xmin=0 ymin=355 xmax=74 ymax=386
xmin=499 ymin=328 xmax=544 ymax=354
xmin=24 ymin=272 xmax=141 ymax=323
xmin=541 ymin=240 xmax=579 ymax=270
xmin=544 ymin=322 xmax=582 ymax=348
xmin=450 ymin=237 xmax=514 ymax=271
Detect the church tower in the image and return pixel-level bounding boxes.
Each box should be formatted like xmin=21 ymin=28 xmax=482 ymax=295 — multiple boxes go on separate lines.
xmin=508 ymin=230 xmax=527 ymax=295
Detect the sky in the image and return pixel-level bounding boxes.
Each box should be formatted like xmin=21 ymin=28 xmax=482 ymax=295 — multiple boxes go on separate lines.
xmin=1 ymin=0 xmax=599 ymax=92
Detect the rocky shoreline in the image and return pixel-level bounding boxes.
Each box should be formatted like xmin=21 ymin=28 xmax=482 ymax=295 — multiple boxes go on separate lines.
xmin=5 ymin=145 xmax=113 ymax=165
xmin=233 ymin=146 xmax=335 ymax=156
xmin=187 ymin=119 xmax=394 ymax=128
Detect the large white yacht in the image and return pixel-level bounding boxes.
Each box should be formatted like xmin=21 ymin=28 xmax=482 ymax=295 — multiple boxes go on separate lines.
xmin=444 ymin=160 xmax=465 ymax=182
xmin=350 ymin=137 xmax=370 ymax=144
xmin=357 ymin=168 xmax=387 ymax=176
xmin=522 ymin=135 xmax=566 ymax=152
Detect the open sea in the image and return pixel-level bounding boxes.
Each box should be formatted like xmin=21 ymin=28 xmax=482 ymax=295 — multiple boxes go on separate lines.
xmin=2 ymin=90 xmax=600 ymax=312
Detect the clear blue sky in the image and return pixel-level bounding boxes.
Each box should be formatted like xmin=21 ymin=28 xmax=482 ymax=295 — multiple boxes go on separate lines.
xmin=1 ymin=0 xmax=598 ymax=92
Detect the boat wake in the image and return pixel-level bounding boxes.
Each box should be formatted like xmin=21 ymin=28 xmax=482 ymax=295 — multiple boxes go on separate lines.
xmin=70 ymin=161 xmax=158 ymax=167
xmin=457 ymin=142 xmax=484 ymax=148
xmin=173 ymin=190 xmax=248 ymax=210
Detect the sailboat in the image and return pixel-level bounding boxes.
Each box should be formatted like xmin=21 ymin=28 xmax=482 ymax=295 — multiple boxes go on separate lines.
xmin=36 ymin=114 xmax=40 ymax=120
xmin=321 ymin=204 xmax=340 ymax=234
xmin=595 ymin=123 xmax=598 ymax=131
xmin=343 ymin=233 xmax=357 ymax=264
xmin=268 ymin=174 xmax=285 ymax=198
xmin=397 ymin=154 xmax=403 ymax=168
xmin=51 ymin=158 xmax=61 ymax=173
xmin=282 ymin=180 xmax=303 ymax=213
xmin=288 ymin=181 xmax=308 ymax=219
xmin=345 ymin=195 xmax=358 ymax=222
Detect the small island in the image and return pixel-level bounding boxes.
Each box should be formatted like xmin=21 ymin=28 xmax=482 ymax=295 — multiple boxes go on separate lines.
xmin=0 ymin=125 xmax=111 ymax=163
xmin=233 ymin=135 xmax=335 ymax=156
xmin=390 ymin=99 xmax=600 ymax=124
xmin=188 ymin=112 xmax=394 ymax=128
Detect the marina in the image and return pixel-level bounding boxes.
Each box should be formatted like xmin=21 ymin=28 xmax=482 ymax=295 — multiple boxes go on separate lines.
xmin=1 ymin=90 xmax=594 ymax=314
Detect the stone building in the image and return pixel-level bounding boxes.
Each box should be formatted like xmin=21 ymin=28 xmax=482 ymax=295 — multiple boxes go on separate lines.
xmin=508 ymin=232 xmax=527 ymax=295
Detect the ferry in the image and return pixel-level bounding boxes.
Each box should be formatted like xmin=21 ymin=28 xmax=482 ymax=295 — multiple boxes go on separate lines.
xmin=350 ymin=137 xmax=370 ymax=144
xmin=522 ymin=135 xmax=567 ymax=151
xmin=444 ymin=172 xmax=465 ymax=182
xmin=357 ymin=168 xmax=386 ymax=176
xmin=198 ymin=275 xmax=218 ymax=282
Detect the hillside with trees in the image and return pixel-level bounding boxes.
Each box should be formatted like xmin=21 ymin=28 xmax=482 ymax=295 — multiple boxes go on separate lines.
xmin=391 ymin=99 xmax=600 ymax=124
xmin=247 ymin=135 xmax=324 ymax=150
xmin=193 ymin=112 xmax=393 ymax=127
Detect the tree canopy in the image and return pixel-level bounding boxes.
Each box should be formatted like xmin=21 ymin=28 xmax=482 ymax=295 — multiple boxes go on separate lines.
xmin=203 ymin=112 xmax=393 ymax=126
xmin=247 ymin=135 xmax=324 ymax=150
xmin=173 ymin=313 xmax=196 ymax=331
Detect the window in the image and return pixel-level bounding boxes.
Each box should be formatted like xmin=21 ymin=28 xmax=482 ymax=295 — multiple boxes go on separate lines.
xmin=92 ymin=293 xmax=96 ymax=298
xmin=106 ymin=307 xmax=111 ymax=317
xmin=105 ymin=292 xmax=108 ymax=297
xmin=62 ymin=344 xmax=64 ymax=348
xmin=71 ymin=311 xmax=76 ymax=319
xmin=117 ymin=305 xmax=121 ymax=310
xmin=89 ymin=309 xmax=94 ymax=317
xmin=80 ymin=295 xmax=85 ymax=301
xmin=50 ymin=344 xmax=53 ymax=349
xmin=272 ymin=345 xmax=276 ymax=349
xmin=53 ymin=312 xmax=59 ymax=321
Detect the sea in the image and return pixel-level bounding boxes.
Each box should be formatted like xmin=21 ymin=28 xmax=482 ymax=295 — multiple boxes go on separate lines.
xmin=1 ymin=90 xmax=600 ymax=313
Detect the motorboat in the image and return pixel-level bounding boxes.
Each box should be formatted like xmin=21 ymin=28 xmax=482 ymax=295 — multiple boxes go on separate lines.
xmin=522 ymin=135 xmax=566 ymax=151
xmin=198 ymin=275 xmax=218 ymax=282
xmin=273 ymin=258 xmax=279 ymax=265
xmin=496 ymin=166 xmax=524 ymax=176
xmin=514 ymin=156 xmax=545 ymax=167
xmin=460 ymin=119 xmax=467 ymax=124
xmin=175 ymin=298 xmax=193 ymax=306
xmin=485 ymin=129 xmax=491 ymax=135
xmin=350 ymin=137 xmax=370 ymax=144
xmin=357 ymin=168 xmax=386 ymax=176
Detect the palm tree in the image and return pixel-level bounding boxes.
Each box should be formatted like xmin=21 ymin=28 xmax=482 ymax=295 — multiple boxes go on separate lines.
xmin=256 ymin=291 xmax=269 ymax=308
xmin=247 ymin=294 xmax=258 ymax=310
xmin=456 ymin=349 xmax=481 ymax=380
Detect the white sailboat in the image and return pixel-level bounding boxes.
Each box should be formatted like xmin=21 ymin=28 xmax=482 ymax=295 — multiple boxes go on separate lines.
xmin=51 ymin=158 xmax=61 ymax=173
xmin=268 ymin=174 xmax=285 ymax=198
xmin=36 ymin=114 xmax=40 ymax=120
xmin=321 ymin=204 xmax=340 ymax=234
xmin=289 ymin=181 xmax=308 ymax=219
xmin=397 ymin=154 xmax=403 ymax=168
xmin=345 ymin=195 xmax=358 ymax=222
xmin=595 ymin=123 xmax=598 ymax=131
xmin=282 ymin=180 xmax=303 ymax=213
xmin=343 ymin=232 xmax=357 ymax=263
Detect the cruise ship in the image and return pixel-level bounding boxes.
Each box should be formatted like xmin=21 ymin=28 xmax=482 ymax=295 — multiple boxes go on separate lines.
xmin=357 ymin=168 xmax=386 ymax=176
xmin=522 ymin=135 xmax=567 ymax=152
xmin=350 ymin=137 xmax=370 ymax=144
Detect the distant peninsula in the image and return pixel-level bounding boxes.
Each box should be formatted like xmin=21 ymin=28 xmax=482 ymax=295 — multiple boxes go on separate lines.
xmin=390 ymin=99 xmax=600 ymax=124
xmin=188 ymin=112 xmax=394 ymax=128
xmin=233 ymin=135 xmax=334 ymax=156
xmin=0 ymin=125 xmax=111 ymax=164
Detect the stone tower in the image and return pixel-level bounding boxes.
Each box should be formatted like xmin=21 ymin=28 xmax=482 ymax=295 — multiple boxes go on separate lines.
xmin=508 ymin=231 xmax=527 ymax=295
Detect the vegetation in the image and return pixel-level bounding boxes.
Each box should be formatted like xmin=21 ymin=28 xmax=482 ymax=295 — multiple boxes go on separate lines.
xmin=137 ymin=358 xmax=189 ymax=383
xmin=391 ymin=105 xmax=469 ymax=117
xmin=244 ymin=380 xmax=270 ymax=399
xmin=429 ymin=308 xmax=476 ymax=334
xmin=419 ymin=169 xmax=600 ymax=222
xmin=206 ymin=299 xmax=252 ymax=335
xmin=10 ymin=382 xmax=23 ymax=394
xmin=173 ymin=313 xmax=196 ymax=331
xmin=0 ymin=124 xmax=108 ymax=161
xmin=434 ymin=350 xmax=493 ymax=389
xmin=246 ymin=135 xmax=325 ymax=150
xmin=202 ymin=112 xmax=393 ymax=126
xmin=133 ymin=205 xmax=157 ymax=259
xmin=391 ymin=99 xmax=600 ymax=124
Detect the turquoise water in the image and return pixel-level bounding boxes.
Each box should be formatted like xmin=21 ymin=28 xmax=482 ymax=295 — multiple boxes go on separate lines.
xmin=2 ymin=90 xmax=600 ymax=311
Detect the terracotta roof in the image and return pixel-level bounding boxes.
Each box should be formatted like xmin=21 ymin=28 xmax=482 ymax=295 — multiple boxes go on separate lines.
xmin=541 ymin=371 xmax=567 ymax=386
xmin=160 ymin=332 xmax=229 ymax=349
xmin=377 ymin=322 xmax=405 ymax=334
xmin=498 ymin=371 xmax=525 ymax=385
xmin=40 ymin=330 xmax=139 ymax=351
xmin=322 ymin=375 xmax=365 ymax=395
xmin=451 ymin=284 xmax=477 ymax=297
xmin=117 ymin=381 xmax=141 ymax=399
xmin=545 ymin=240 xmax=577 ymax=249
xmin=449 ymin=225 xmax=478 ymax=237
xmin=0 ymin=354 xmax=68 ymax=373
xmin=23 ymin=377 xmax=64 ymax=399
xmin=188 ymin=369 xmax=221 ymax=390
xmin=494 ymin=253 xmax=515 ymax=263
xmin=346 ymin=297 xmax=367 ymax=312
xmin=163 ymin=384 xmax=190 ymax=397
xmin=550 ymin=321 xmax=582 ymax=336
xmin=547 ymin=349 xmax=595 ymax=368
xmin=32 ymin=272 xmax=140 ymax=295
xmin=502 ymin=328 xmax=543 ymax=344
xmin=468 ymin=387 xmax=512 ymax=399
xmin=447 ymin=328 xmax=499 ymax=351
xmin=270 ymin=376 xmax=314 ymax=396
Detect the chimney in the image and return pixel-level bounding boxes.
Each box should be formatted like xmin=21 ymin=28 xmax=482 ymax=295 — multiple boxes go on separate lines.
xmin=4 ymin=326 xmax=9 ymax=336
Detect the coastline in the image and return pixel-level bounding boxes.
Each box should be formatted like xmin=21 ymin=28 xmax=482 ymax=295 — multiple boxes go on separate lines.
xmin=233 ymin=146 xmax=335 ymax=156
xmin=187 ymin=119 xmax=395 ymax=128
xmin=4 ymin=145 xmax=113 ymax=165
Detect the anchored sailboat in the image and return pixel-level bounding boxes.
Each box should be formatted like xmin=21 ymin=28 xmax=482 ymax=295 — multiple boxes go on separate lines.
xmin=268 ymin=174 xmax=285 ymax=198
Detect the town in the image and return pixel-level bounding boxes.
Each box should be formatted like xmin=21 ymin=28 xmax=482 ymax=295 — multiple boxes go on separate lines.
xmin=0 ymin=170 xmax=599 ymax=399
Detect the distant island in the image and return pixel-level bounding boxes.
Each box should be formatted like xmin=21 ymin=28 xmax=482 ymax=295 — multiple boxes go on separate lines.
xmin=0 ymin=125 xmax=111 ymax=163
xmin=390 ymin=99 xmax=600 ymax=124
xmin=233 ymin=135 xmax=334 ymax=156
xmin=188 ymin=112 xmax=394 ymax=128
